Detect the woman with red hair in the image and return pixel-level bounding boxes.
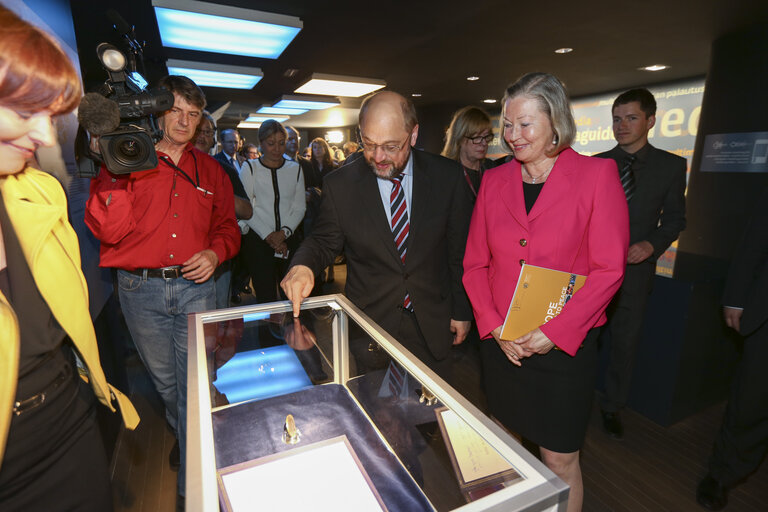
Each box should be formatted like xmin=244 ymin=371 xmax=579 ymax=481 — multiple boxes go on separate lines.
xmin=0 ymin=7 xmax=138 ymax=510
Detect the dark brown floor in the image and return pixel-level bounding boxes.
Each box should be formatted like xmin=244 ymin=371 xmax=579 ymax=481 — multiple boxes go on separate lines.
xmin=110 ymin=264 xmax=768 ymax=511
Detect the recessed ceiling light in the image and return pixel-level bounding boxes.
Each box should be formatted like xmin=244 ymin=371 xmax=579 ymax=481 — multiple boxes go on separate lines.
xmin=237 ymin=121 xmax=262 ymax=129
xmin=152 ymin=0 xmax=302 ymax=59
xmin=639 ymin=64 xmax=669 ymax=71
xmin=467 ymin=76 xmax=480 ymax=81
xmin=294 ymin=73 xmax=386 ymax=97
xmin=411 ymin=93 xmax=422 ymax=97
xmin=166 ymin=59 xmax=262 ymax=89
xmin=483 ymin=99 xmax=497 ymax=104
xmin=554 ymin=47 xmax=573 ymax=54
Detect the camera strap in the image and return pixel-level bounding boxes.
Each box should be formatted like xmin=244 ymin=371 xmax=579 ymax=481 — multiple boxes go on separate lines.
xmin=160 ymin=153 xmax=206 ymax=193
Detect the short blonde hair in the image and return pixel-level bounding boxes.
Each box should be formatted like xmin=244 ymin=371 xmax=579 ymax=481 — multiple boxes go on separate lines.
xmin=499 ymin=72 xmax=575 ymax=157
xmin=441 ymin=106 xmax=492 ymax=161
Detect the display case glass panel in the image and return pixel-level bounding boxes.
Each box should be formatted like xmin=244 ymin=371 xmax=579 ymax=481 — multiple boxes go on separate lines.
xmin=187 ymin=295 xmax=568 ymax=512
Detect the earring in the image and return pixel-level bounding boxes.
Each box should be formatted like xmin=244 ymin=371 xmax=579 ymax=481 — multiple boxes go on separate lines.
xmin=552 ymin=135 xmax=558 ymax=145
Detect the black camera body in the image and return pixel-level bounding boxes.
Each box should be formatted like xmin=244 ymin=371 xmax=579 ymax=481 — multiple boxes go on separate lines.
xmin=94 ymin=49 xmax=173 ymax=174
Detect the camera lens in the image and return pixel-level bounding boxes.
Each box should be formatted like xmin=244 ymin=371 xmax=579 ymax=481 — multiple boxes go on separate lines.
xmin=110 ymin=132 xmax=150 ymax=167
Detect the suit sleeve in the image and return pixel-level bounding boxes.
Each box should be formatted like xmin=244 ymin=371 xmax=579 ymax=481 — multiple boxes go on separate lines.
xmin=539 ymin=161 xmax=630 ymax=355
xmin=722 ymin=187 xmax=768 ymax=310
xmin=290 ymin=177 xmax=344 ymax=276
xmin=647 ymin=155 xmax=687 ymax=257
xmin=206 ymin=163 xmax=240 ymax=264
xmin=463 ymin=177 xmax=505 ymax=338
xmin=446 ymin=164 xmax=473 ymax=321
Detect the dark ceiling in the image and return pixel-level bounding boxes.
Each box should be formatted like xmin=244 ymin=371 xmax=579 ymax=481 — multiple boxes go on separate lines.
xmin=70 ymin=0 xmax=768 ymax=131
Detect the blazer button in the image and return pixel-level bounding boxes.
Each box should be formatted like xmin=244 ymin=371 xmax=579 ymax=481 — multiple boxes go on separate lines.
xmin=519 ymin=239 xmax=527 ymax=247
xmin=519 ymin=259 xmax=526 ymax=266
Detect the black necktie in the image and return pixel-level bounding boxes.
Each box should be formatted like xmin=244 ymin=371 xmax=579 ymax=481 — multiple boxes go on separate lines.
xmin=619 ymin=154 xmax=637 ymax=202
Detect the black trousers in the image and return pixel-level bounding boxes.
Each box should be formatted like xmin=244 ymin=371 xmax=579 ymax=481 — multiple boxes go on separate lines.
xmin=242 ymin=231 xmax=291 ymax=304
xmin=709 ymin=318 xmax=768 ymax=486
xmin=0 ymin=358 xmax=112 ymax=511
xmin=601 ymin=261 xmax=655 ymax=412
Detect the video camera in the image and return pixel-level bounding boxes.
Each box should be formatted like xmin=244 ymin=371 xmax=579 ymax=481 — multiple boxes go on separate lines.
xmin=76 ymin=12 xmax=173 ymax=176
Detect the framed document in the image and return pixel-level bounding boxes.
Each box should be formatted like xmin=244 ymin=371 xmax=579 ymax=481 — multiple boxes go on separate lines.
xmin=435 ymin=407 xmax=522 ymax=493
xmin=217 ymin=435 xmax=387 ymax=511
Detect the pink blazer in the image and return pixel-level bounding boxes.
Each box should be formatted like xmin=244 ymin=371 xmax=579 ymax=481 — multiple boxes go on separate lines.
xmin=463 ymin=148 xmax=629 ymax=355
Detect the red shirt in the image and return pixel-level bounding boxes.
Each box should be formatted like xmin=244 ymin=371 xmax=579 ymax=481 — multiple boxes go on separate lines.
xmin=85 ymin=143 xmax=240 ymax=270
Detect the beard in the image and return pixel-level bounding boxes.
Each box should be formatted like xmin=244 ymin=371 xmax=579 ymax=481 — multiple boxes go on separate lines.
xmin=366 ymin=151 xmax=410 ymax=180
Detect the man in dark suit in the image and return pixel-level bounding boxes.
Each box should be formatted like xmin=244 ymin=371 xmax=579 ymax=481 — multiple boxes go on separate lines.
xmin=281 ymin=91 xmax=472 ymax=379
xmin=597 ymin=88 xmax=687 ymax=439
xmin=696 ymin=187 xmax=768 ymax=510
xmin=214 ymin=129 xmax=242 ymax=172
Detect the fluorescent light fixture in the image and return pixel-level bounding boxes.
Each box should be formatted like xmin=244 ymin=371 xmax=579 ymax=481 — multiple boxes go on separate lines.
xmin=294 ymin=73 xmax=386 ymax=97
xmin=325 ymin=130 xmax=344 ymax=144
xmin=272 ymin=95 xmax=340 ymax=110
xmin=411 ymin=93 xmax=422 ymax=97
xmin=166 ymin=59 xmax=262 ymax=89
xmin=152 ymin=0 xmax=302 ymax=59
xmin=237 ymin=121 xmax=262 ymax=129
xmin=483 ymin=99 xmax=497 ymax=104
xmin=555 ymin=47 xmax=573 ymax=54
xmin=257 ymin=106 xmax=308 ymax=116
xmin=244 ymin=115 xmax=290 ymax=123
xmin=467 ymin=76 xmax=480 ymax=81
xmin=639 ymin=64 xmax=669 ymax=71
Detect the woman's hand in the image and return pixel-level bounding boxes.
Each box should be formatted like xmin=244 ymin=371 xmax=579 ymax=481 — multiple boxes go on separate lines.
xmin=512 ymin=328 xmax=555 ymax=356
xmin=265 ymin=230 xmax=287 ymax=250
xmin=491 ymin=326 xmax=528 ymax=366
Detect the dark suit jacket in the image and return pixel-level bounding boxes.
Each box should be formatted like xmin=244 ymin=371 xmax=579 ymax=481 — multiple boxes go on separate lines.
xmin=597 ymin=143 xmax=687 ymax=259
xmin=291 ymin=149 xmax=473 ymax=359
xmin=722 ymin=186 xmax=768 ymax=335
xmin=213 ymin=151 xmax=247 ymax=199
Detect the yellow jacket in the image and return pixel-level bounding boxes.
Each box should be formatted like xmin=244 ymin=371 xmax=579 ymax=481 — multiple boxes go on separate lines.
xmin=0 ymin=167 xmax=139 ymax=464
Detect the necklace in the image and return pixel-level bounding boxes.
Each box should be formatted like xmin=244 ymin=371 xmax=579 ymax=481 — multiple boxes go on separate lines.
xmin=522 ymin=159 xmax=557 ymax=184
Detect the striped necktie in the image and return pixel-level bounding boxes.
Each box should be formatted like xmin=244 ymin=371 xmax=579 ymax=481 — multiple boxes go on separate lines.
xmin=390 ymin=174 xmax=412 ymax=311
xmin=619 ymin=154 xmax=637 ymax=202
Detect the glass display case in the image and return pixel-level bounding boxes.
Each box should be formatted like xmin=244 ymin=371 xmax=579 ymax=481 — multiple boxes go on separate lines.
xmin=186 ymin=294 xmax=569 ymax=511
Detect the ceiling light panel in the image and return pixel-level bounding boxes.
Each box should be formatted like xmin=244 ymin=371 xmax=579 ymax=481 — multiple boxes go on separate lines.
xmin=272 ymin=95 xmax=340 ymax=110
xmin=294 ymin=73 xmax=386 ymax=97
xmin=166 ymin=59 xmax=262 ymax=89
xmin=257 ymin=106 xmax=309 ymax=116
xmin=245 ymin=115 xmax=290 ymax=123
xmin=152 ymin=0 xmax=302 ymax=59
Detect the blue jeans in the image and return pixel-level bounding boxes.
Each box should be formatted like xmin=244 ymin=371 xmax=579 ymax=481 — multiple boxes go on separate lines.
xmin=214 ymin=266 xmax=232 ymax=309
xmin=117 ymin=269 xmax=215 ymax=496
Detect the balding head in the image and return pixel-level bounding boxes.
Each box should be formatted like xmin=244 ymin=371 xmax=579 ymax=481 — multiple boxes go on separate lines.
xmin=358 ymin=91 xmax=419 ymax=180
xmin=359 ymin=91 xmax=418 ymax=135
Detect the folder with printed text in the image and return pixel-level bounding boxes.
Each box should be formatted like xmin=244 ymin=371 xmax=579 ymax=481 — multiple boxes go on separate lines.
xmin=500 ymin=264 xmax=587 ymax=341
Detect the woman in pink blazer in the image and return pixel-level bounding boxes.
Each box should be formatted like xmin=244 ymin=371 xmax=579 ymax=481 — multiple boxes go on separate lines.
xmin=463 ymin=73 xmax=629 ymax=512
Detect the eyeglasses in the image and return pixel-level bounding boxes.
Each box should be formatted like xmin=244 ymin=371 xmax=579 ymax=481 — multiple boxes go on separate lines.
xmin=465 ymin=134 xmax=494 ymax=145
xmin=360 ymin=133 xmax=411 ymax=155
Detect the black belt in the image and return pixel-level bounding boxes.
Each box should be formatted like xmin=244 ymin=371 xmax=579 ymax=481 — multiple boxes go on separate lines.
xmin=13 ymin=363 xmax=72 ymax=416
xmin=127 ymin=266 xmax=183 ymax=279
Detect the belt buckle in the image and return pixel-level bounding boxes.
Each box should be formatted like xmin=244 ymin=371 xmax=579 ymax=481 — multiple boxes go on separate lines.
xmin=162 ymin=267 xmax=180 ymax=279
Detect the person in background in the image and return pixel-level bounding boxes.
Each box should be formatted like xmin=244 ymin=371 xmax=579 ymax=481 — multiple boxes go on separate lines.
xmin=596 ymin=88 xmax=687 ymax=440
xmin=242 ymin=142 xmax=259 ymax=160
xmin=462 ymin=72 xmax=629 ymax=512
xmin=310 ymin=137 xmax=338 ymax=186
xmin=343 ymin=141 xmax=359 ymax=158
xmin=216 ymin=128 xmax=241 ymax=172
xmin=0 ymin=7 xmax=139 ymax=510
xmin=194 ymin=112 xmax=252 ymax=308
xmin=441 ymin=106 xmax=494 ymax=203
xmin=239 ymin=120 xmax=306 ymax=303
xmin=696 ymin=187 xmax=768 ymax=511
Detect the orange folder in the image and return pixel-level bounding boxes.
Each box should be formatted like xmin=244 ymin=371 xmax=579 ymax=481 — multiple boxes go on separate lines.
xmin=500 ymin=264 xmax=586 ymax=341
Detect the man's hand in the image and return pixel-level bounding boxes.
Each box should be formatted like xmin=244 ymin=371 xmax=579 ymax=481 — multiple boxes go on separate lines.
xmin=627 ymin=240 xmax=654 ymax=264
xmin=182 ymin=249 xmax=218 ymax=283
xmin=280 ymin=265 xmax=314 ymax=317
xmin=450 ymin=319 xmax=471 ymax=345
xmin=723 ymin=306 xmax=743 ymax=333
